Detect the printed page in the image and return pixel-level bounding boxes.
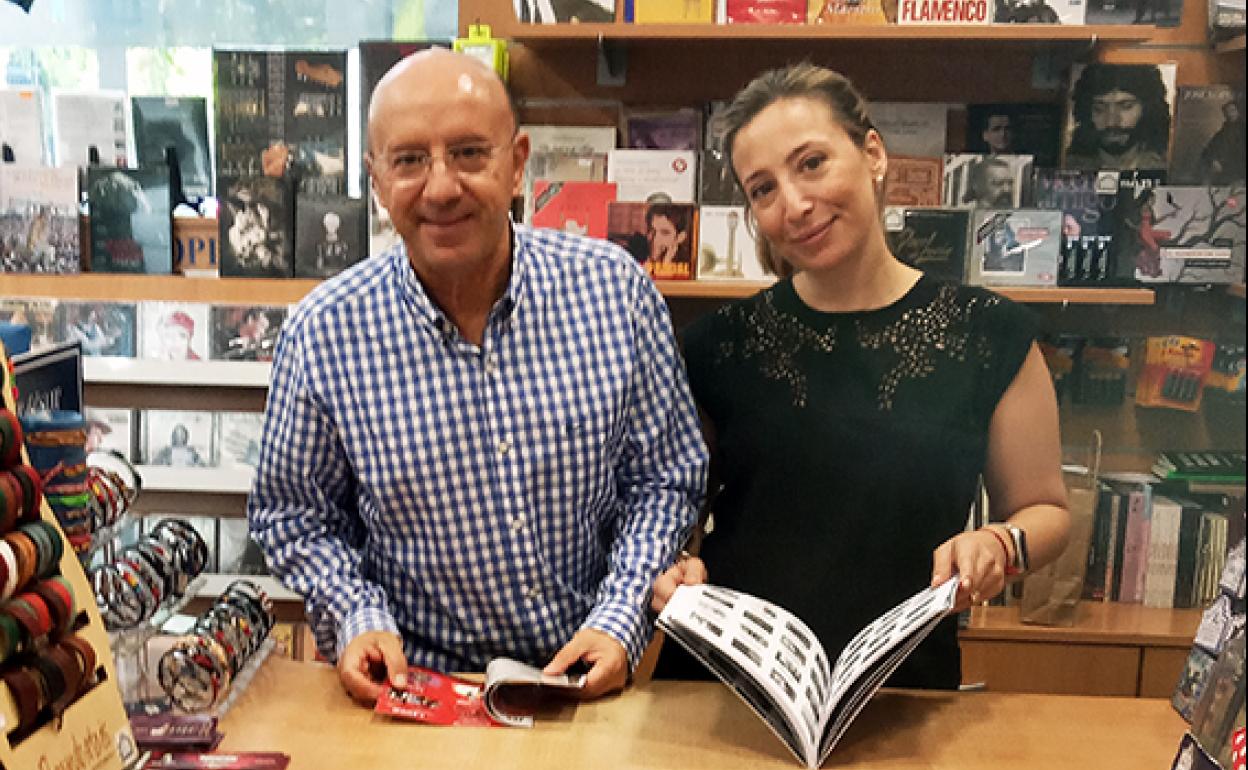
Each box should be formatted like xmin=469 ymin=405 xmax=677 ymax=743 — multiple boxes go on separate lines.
xmin=817 ymin=577 xmax=960 ymax=763
xmin=659 ymin=584 xmax=836 ymax=767
xmin=483 ymin=657 xmax=586 ymax=728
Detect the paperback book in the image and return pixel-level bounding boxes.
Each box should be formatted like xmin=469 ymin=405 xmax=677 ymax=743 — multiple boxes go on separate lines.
xmin=943 ymin=154 xmax=1033 ymax=209
xmin=607 ymin=149 xmax=698 ymax=203
xmin=293 ymin=195 xmax=367 ymax=278
xmin=531 ymin=180 xmax=618 ymax=239
xmin=513 ymin=0 xmax=615 ymax=22
xmin=1061 ymin=63 xmax=1177 ymax=172
xmin=375 ymin=659 xmax=586 ymax=727
xmin=209 ymin=305 xmax=287 ymax=362
xmin=132 ymin=96 xmax=213 ymax=200
xmin=657 ymin=578 xmax=959 ymax=769
xmin=84 ymin=407 xmax=136 ymax=460
xmin=1029 ymin=169 xmax=1116 ymax=284
xmin=882 ymin=156 xmax=943 ymax=207
xmin=1125 ymin=186 xmax=1246 ymax=284
xmin=218 ymin=175 xmax=294 ymax=278
xmin=139 ymin=301 xmax=210 ymax=362
xmin=0 ymin=165 xmax=81 ymax=274
xmin=87 ymin=166 xmax=174 ymax=274
xmin=868 ymin=102 xmax=948 ymax=159
xmin=897 ymin=0 xmax=992 ymax=22
xmin=883 ymin=207 xmax=971 ymax=283
xmin=967 ymin=208 xmax=1061 ymax=286
xmin=54 ymin=301 xmax=137 ymax=358
xmin=1169 ymin=86 xmax=1245 ymax=186
xmin=964 ymin=103 xmax=1062 ymax=167
xmin=0 ymin=87 xmax=46 ymax=165
xmin=141 ymin=409 xmax=216 ymax=468
xmin=808 ymin=0 xmax=891 ymax=23
xmin=52 ymin=89 xmax=128 ymax=168
xmin=521 ymin=124 xmax=616 ymax=225
xmin=634 ymin=0 xmax=713 ymax=20
xmin=721 ymin=0 xmax=810 ymax=22
xmin=607 ymin=200 xmax=697 ymax=280
xmin=698 ymin=205 xmax=770 ymax=281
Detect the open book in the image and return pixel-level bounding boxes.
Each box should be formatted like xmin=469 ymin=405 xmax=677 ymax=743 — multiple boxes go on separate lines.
xmin=374 ymin=658 xmax=585 ymax=728
xmin=657 ymin=576 xmax=960 ymax=768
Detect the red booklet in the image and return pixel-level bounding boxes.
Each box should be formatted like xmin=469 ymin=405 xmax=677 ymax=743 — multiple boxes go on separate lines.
xmin=374 ymin=658 xmax=586 ymax=728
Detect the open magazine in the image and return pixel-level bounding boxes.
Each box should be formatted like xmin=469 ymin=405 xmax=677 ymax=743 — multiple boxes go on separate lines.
xmin=657 ymin=577 xmax=960 ymax=769
xmin=374 ymin=658 xmax=586 ymax=728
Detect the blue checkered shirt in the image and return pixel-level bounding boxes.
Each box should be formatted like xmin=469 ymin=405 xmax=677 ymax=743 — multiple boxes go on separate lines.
xmin=248 ymin=224 xmax=708 ymax=672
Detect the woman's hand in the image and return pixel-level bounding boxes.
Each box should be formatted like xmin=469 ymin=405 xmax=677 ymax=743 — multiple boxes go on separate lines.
xmin=931 ymin=529 xmax=1011 ymax=612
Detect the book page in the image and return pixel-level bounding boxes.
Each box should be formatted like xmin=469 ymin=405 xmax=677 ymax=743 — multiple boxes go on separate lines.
xmin=483 ymin=657 xmax=585 ymax=728
xmin=659 ymin=584 xmax=834 ymax=767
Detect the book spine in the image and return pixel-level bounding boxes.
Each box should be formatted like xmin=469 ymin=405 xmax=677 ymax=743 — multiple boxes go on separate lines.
xmin=1082 ymin=483 xmax=1113 ymax=601
xmin=1173 ymin=503 xmax=1204 ymax=609
xmin=1143 ymin=499 xmax=1179 ymax=609
xmin=1105 ymin=491 xmax=1125 ymax=601
xmin=1118 ymin=488 xmax=1151 ymax=604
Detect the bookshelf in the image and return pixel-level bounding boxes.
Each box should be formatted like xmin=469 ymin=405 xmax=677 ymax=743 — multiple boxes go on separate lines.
xmin=498 ymin=22 xmax=1155 ymax=43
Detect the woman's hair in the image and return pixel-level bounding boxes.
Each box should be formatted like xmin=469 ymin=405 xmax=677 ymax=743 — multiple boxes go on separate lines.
xmin=714 ymin=62 xmax=876 ymax=278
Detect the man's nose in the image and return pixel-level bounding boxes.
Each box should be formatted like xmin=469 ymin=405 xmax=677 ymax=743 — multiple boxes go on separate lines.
xmin=421 ymin=156 xmax=462 ymax=200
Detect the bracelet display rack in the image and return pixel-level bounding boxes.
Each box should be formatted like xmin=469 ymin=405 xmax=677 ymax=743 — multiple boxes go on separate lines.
xmin=0 ymin=339 xmax=139 ymax=770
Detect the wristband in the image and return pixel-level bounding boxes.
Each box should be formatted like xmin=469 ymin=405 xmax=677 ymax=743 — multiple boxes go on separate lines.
xmin=982 ymin=526 xmax=1018 ymax=576
xmin=2 ymin=666 xmax=43 ymax=734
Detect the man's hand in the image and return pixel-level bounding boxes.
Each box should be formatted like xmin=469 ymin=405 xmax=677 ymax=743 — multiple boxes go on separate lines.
xmin=543 ymin=628 xmax=628 ymax=699
xmin=337 ymin=630 xmax=408 ymax=704
xmin=931 ymin=529 xmax=1009 ymax=613
xmin=650 ymin=553 xmax=708 ymax=613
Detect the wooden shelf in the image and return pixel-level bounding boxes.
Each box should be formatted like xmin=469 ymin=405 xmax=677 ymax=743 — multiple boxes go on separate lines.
xmin=1215 ymin=33 xmax=1246 ymax=53
xmin=656 ymin=280 xmax=775 ymax=299
xmin=962 ymin=602 xmax=1201 ymax=647
xmin=993 ymin=286 xmax=1155 ymax=305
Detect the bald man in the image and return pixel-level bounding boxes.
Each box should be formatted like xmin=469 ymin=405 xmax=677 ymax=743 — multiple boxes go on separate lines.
xmin=248 ymin=50 xmax=708 ymax=704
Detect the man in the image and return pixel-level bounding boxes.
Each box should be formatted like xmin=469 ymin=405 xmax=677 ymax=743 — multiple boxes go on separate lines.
xmin=248 ymin=49 xmax=707 ymax=704
xmin=964 ymin=157 xmax=1017 ymax=208
xmin=979 ymin=112 xmax=1013 ymax=154
xmin=1063 ymin=63 xmax=1171 ymax=171
xmin=644 ymin=203 xmax=692 ymax=279
xmin=1199 ymin=99 xmax=1246 ymax=185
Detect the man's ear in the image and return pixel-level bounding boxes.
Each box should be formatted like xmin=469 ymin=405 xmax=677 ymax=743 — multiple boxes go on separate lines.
xmin=510 ymin=132 xmax=531 ymax=197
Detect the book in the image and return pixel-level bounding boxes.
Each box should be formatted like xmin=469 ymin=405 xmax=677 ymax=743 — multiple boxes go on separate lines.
xmin=1084 ymin=0 xmax=1183 ymax=25
xmin=657 ymin=578 xmax=959 ymax=769
xmin=375 ymin=659 xmax=586 ymax=727
xmin=293 ymin=194 xmax=367 ymax=278
xmin=882 ymin=156 xmax=943 ymax=207
xmin=139 ymin=301 xmax=211 ymax=361
xmin=607 ymin=200 xmax=697 ymax=280
xmin=0 ymin=298 xmax=58 ymax=350
xmin=699 ymin=148 xmax=746 ymax=205
xmin=52 ymin=89 xmax=128 ymax=167
xmin=10 ymin=339 xmax=82 ymax=417
xmin=1028 ymin=169 xmax=1116 ymax=284
xmin=521 ymin=124 xmax=616 ymax=225
xmin=1144 ymin=496 xmax=1183 ymax=608
xmin=0 ymin=165 xmax=81 ymax=274
xmin=808 ymin=0 xmax=891 ymax=23
xmin=1060 ymin=63 xmax=1177 ymax=171
xmin=868 ymin=102 xmax=948 ymax=159
xmin=141 ymin=409 xmax=216 ymax=468
xmin=722 ymin=0 xmax=810 ymax=22
xmin=132 ymin=96 xmax=213 ymax=200
xmin=624 ymin=108 xmax=702 ymax=151
xmin=942 ymin=153 xmax=1033 ymax=209
xmin=0 ymin=87 xmax=46 ymax=165
xmin=218 ymin=175 xmax=294 ymax=278
xmin=513 ymin=0 xmax=615 ymax=22
xmin=218 ymin=516 xmax=269 ymax=574
xmin=54 ymin=301 xmax=137 ymax=358
xmin=1170 ymin=86 xmax=1245 ymax=186
xmin=897 ymin=0 xmax=992 ymax=22
xmin=883 ymin=207 xmax=971 ymax=283
xmin=209 ymin=305 xmax=287 ymax=362
xmin=607 ymin=149 xmax=697 ymax=203
xmin=84 ymin=406 xmax=135 ymax=460
xmin=1114 ymin=480 xmax=1152 ymax=603
xmin=219 ymin=412 xmax=265 ymax=470
xmin=1104 ymin=168 xmax=1168 ymax=282
xmin=531 ymin=180 xmax=618 ymax=239
xmin=698 ymin=205 xmax=772 ymax=281
xmin=992 ymin=0 xmax=1087 ymax=23
xmin=635 ymin=0 xmax=714 ymax=21
xmin=1129 ymin=186 xmax=1246 ymax=285
xmin=964 ymin=103 xmax=1062 ymax=167
xmin=87 ymin=166 xmax=174 ymax=274
xmin=966 ymin=209 xmax=1061 ymax=287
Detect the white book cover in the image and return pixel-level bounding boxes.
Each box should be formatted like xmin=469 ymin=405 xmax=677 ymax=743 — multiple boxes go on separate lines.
xmin=218 ymin=412 xmax=264 ymax=470
xmin=0 ymin=88 xmax=46 ymax=166
xmin=0 ymin=165 xmax=81 ymax=274
xmin=138 ymin=301 xmax=211 ymax=362
xmin=942 ymin=154 xmax=1033 ymax=209
xmin=1143 ymin=497 xmax=1182 ymax=609
xmin=141 ymin=409 xmax=216 ymax=468
xmin=522 ymin=125 xmax=618 ymax=157
xmin=85 ymin=406 xmax=135 ymax=460
xmin=53 ymin=89 xmax=129 ymax=167
xmin=520 ymin=124 xmax=618 ymax=224
xmin=697 ymin=205 xmax=772 ymax=282
xmin=867 ymin=103 xmax=949 ymax=158
xmin=607 ymin=149 xmax=697 ymax=203
xmin=967 ymin=209 xmax=1060 ymax=287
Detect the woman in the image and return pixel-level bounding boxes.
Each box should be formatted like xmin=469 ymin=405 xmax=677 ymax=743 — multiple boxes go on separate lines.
xmin=652 ymin=63 xmax=1070 ymax=689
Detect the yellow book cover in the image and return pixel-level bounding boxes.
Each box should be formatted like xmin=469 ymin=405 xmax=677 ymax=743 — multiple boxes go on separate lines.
xmin=635 ymin=0 xmax=715 ymax=22
xmin=809 ymin=0 xmax=893 ymax=23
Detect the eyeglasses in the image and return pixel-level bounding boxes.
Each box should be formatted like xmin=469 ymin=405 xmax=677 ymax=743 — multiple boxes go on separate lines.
xmin=375 ymin=142 xmax=507 ymax=182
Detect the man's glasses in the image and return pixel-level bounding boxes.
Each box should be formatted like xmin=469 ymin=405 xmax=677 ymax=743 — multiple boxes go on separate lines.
xmin=375 ymin=142 xmax=507 ymax=182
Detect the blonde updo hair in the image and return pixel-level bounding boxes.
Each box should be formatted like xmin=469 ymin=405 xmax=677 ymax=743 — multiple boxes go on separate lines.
xmin=714 ymin=63 xmax=877 ymax=279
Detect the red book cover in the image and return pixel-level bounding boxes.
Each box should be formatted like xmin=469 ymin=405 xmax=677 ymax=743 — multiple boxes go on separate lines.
xmin=531 ymin=181 xmax=618 ymax=239
xmin=374 ymin=668 xmax=496 ymax=727
xmin=724 ymin=0 xmax=808 ymax=23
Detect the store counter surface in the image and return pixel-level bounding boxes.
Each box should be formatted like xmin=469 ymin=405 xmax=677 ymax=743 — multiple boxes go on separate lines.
xmin=217 ymin=657 xmax=1187 ymax=769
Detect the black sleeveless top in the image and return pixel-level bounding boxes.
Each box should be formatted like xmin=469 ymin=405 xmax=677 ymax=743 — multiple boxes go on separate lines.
xmin=663 ymin=274 xmax=1037 ymax=688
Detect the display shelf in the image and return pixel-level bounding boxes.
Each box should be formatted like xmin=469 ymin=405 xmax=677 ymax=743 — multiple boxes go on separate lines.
xmin=1215 ymin=33 xmax=1246 ymax=53
xmin=503 ymin=22 xmax=1155 ymax=43
xmin=137 ymin=465 xmax=255 ymax=494
xmin=85 ymin=358 xmax=272 ymax=387
xmin=1 ymin=273 xmax=319 ymax=305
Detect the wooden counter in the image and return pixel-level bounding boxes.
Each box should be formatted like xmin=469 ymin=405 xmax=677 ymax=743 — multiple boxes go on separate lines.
xmin=216 ymin=657 xmax=1188 ymax=769
xmin=960 ymin=603 xmax=1202 ymax=697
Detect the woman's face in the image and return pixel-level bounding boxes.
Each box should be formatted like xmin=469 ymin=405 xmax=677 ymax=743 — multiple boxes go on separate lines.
xmin=731 ymin=97 xmax=885 ymax=275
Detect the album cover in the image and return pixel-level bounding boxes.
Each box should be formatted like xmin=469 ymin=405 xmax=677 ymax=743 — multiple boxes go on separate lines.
xmin=697 ymin=205 xmax=770 ymax=282
xmin=0 ymin=165 xmax=81 ymax=274
xmin=809 ymin=0 xmax=891 ymax=23
xmin=967 ymin=209 xmax=1061 ymax=287
xmin=1084 ymin=0 xmax=1182 ymax=25
xmin=138 ymin=301 xmax=211 ymax=362
xmin=513 ymin=0 xmax=615 ymax=22
xmin=219 ymin=412 xmax=265 ymax=470
xmin=218 ymin=517 xmax=269 ymax=575
xmin=0 ymin=87 xmax=46 ymax=165
xmin=0 ymin=299 xmax=58 ymax=350
xmin=883 ymin=156 xmax=943 ymax=207
xmin=625 ymin=109 xmax=702 ymax=151
xmin=520 ymin=124 xmax=616 ymax=225
xmin=700 ymin=149 xmax=746 ymax=205
xmin=1124 ymin=186 xmax=1246 ymax=284
xmin=883 ymin=207 xmax=971 ymax=283
xmin=1104 ymin=169 xmax=1168 ymax=282
xmin=209 ymin=305 xmax=287 ymax=362
xmin=294 ymin=195 xmax=367 ymax=278
xmin=868 ymin=103 xmax=949 ymax=158
xmin=218 ymin=175 xmax=294 ymax=278
xmin=1170 ymin=86 xmax=1245 ymax=186
xmin=132 ymin=96 xmax=213 ymax=200
xmin=87 ymin=165 xmax=174 ymax=274
xmin=54 ymin=302 xmax=137 ymax=358
xmin=943 ymin=154 xmax=1033 ymax=209
xmin=141 ymin=409 xmax=216 ymax=468
xmin=992 ymin=0 xmax=1086 ymax=23
xmin=1061 ymin=63 xmax=1177 ymax=172
xmin=52 ymin=89 xmax=128 ymax=168
xmin=722 ymin=0 xmax=810 ymax=22
xmin=607 ymin=149 xmax=698 ymax=203
xmin=634 ymin=0 xmax=713 ymax=20
xmin=897 ymin=0 xmax=992 ymax=22
xmin=965 ymin=104 xmax=1062 ymax=167
xmin=85 ymin=406 xmax=136 ymax=460
xmin=1029 ymin=168 xmax=1117 ymax=283
xmin=531 ymin=181 xmax=618 ymax=239
xmin=607 ymin=200 xmax=697 ymax=280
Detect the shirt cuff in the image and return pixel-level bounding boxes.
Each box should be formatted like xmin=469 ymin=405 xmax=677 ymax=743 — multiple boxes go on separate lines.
xmin=582 ymin=598 xmax=652 ymax=672
xmin=336 ymin=607 xmax=401 ymax=661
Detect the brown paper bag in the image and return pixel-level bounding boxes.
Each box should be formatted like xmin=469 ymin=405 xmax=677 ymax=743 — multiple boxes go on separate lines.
xmin=1020 ymin=434 xmax=1101 ymax=626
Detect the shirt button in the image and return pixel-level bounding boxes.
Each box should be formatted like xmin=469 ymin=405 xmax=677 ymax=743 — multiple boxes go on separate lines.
xmin=498 ymin=439 xmax=510 ymax=456
xmin=511 ymin=514 xmax=526 ymax=531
